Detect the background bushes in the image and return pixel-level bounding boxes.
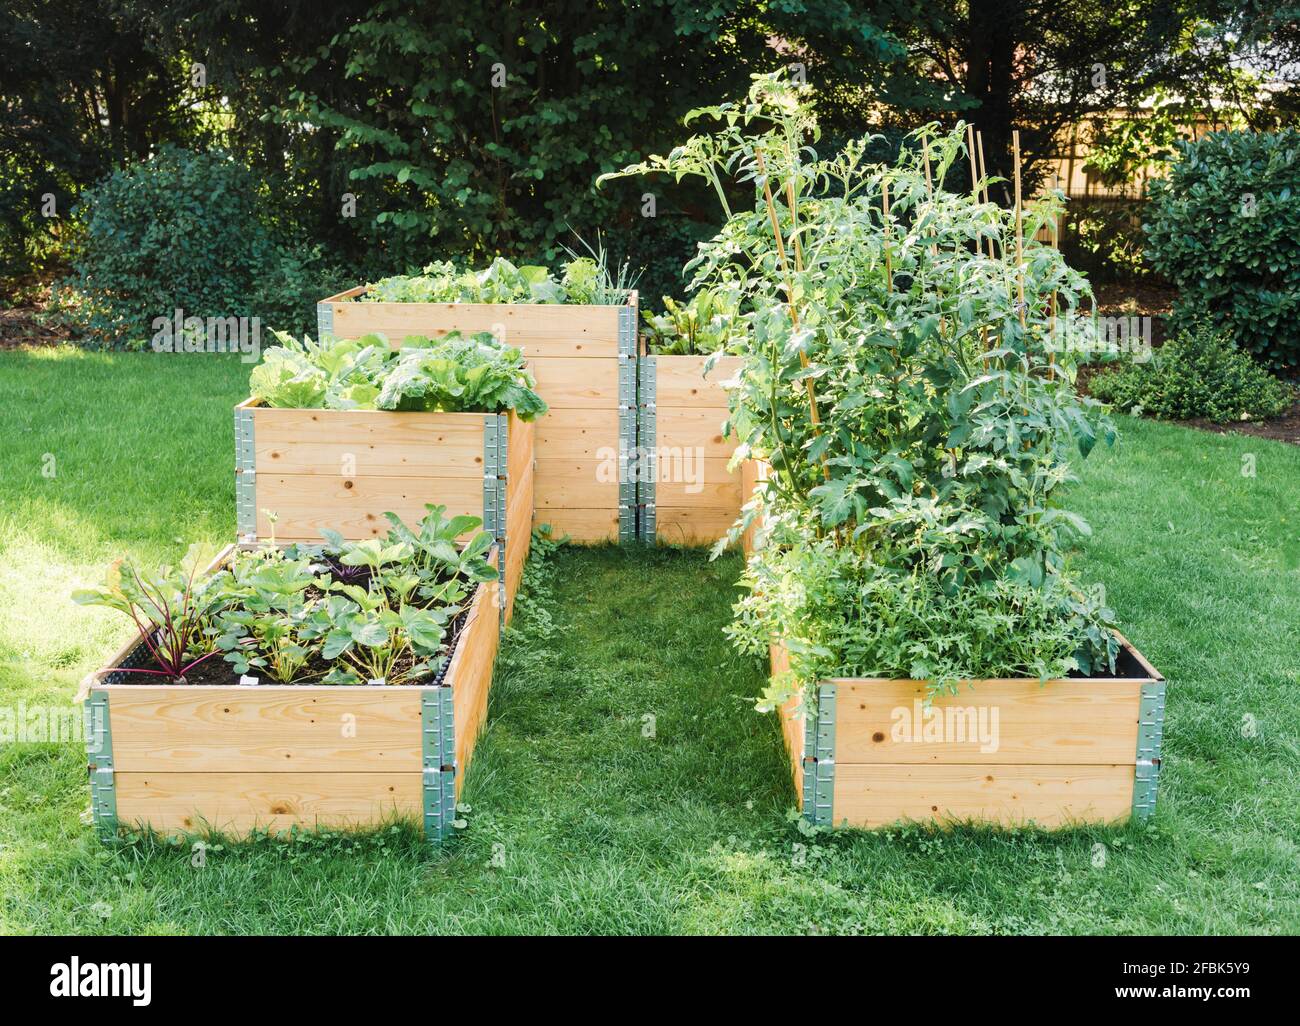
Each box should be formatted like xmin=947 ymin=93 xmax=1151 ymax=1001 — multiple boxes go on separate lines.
xmin=57 ymin=148 xmax=338 ymax=345
xmin=1089 ymin=321 xmax=1294 ymax=422
xmin=1144 ymin=130 xmax=1300 ymax=373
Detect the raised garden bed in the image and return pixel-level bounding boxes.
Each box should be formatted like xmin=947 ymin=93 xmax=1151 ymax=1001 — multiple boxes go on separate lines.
xmin=637 ymin=354 xmax=743 ymax=545
xmin=235 ymin=402 xmax=532 ymax=624
xmin=771 ymin=637 xmax=1166 ymax=829
xmin=318 ymin=287 xmax=638 ymax=543
xmin=80 ymin=541 xmax=500 ymax=842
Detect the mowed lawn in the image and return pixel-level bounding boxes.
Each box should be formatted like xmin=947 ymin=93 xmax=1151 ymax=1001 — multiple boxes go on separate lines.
xmin=0 ymin=347 xmax=1296 ymax=935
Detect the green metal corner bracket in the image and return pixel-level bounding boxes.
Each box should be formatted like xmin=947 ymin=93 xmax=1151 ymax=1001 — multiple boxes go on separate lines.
xmin=84 ymin=690 xmax=117 ymax=841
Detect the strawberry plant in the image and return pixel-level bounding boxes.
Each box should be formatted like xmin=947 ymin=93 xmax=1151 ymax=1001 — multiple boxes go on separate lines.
xmin=75 ymin=508 xmax=499 ymax=687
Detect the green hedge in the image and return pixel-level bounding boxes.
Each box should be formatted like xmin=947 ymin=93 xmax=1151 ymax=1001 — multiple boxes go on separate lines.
xmin=1089 ymin=321 xmax=1293 ymax=423
xmin=57 ymin=148 xmax=339 ymax=346
xmin=1144 ymin=130 xmax=1300 ymax=374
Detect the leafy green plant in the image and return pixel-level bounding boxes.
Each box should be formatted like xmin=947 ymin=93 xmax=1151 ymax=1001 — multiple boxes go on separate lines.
xmin=641 ymin=289 xmax=741 ymax=355
xmin=76 ymin=507 xmax=498 ymax=686
xmin=380 ymin=506 xmax=500 ymax=607
xmin=606 ymin=73 xmax=1119 ymax=703
xmin=374 ymin=334 xmax=548 ymax=418
xmin=1089 ymin=321 xmax=1294 ymax=422
xmin=73 ymin=544 xmax=228 ymax=683
xmin=212 ymin=553 xmax=321 ymax=684
xmin=362 ymin=253 xmax=632 ymax=306
xmin=1144 ymin=129 xmax=1300 ymax=373
xmin=55 ymin=147 xmax=340 ymax=345
xmin=248 ymin=330 xmax=547 ymax=419
xmin=300 ymin=590 xmax=452 ymax=687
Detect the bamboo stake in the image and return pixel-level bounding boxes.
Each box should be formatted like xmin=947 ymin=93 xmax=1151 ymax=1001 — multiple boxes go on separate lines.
xmin=975 ymin=130 xmax=996 ymax=260
xmin=1013 ymin=129 xmax=1026 ymax=331
xmin=921 ymin=138 xmax=939 ymax=259
xmin=881 ymin=178 xmax=893 ymax=292
xmin=1013 ymin=129 xmax=1030 ymax=406
xmin=753 ymin=147 xmax=829 ymax=481
xmin=969 ymin=125 xmax=992 ymax=354
xmin=966 ymin=123 xmax=979 ymax=198
xmin=1048 ymin=174 xmax=1059 ymax=380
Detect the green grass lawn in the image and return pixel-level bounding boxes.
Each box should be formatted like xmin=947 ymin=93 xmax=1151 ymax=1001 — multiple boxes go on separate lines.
xmin=1 ymin=347 xmax=1297 ymax=935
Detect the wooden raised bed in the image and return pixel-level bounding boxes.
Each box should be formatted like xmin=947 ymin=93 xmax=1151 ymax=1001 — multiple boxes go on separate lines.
xmin=234 ymin=401 xmax=532 ymax=624
xmin=771 ymin=637 xmax=1167 ymax=829
xmin=317 ymin=288 xmax=638 ymax=543
xmin=638 ymin=354 xmax=743 ymax=545
xmin=81 ymin=545 xmax=501 ymax=842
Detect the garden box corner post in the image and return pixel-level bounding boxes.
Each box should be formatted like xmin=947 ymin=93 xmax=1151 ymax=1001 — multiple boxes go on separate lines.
xmin=773 ymin=636 xmax=1166 ymax=830
xmin=80 ymin=546 xmax=501 ymax=843
xmin=234 ymin=399 xmax=532 ymax=625
xmin=637 ymin=354 xmax=744 ymax=545
xmin=318 ymin=287 xmax=638 ymax=544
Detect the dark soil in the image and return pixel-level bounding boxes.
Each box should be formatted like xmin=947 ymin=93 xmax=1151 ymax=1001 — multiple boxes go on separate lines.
xmin=1176 ymin=400 xmax=1300 ymax=447
xmin=111 ymin=604 xmax=472 ymax=687
xmin=0 ymin=282 xmax=67 ymax=349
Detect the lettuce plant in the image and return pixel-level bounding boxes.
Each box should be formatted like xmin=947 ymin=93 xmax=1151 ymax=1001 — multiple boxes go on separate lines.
xmin=361 ymin=253 xmax=632 ymax=306
xmin=374 ymin=334 xmax=548 ymax=418
xmin=247 ymin=329 xmax=547 ymax=418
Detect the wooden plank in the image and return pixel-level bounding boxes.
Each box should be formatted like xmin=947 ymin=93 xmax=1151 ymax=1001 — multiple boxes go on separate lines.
xmin=504 ymin=462 xmax=534 ymax=624
xmin=831 ymin=764 xmax=1135 ymax=828
xmin=773 ymin=644 xmax=804 ymax=800
xmin=506 ymin=411 xmax=534 ymax=486
xmin=533 ymin=508 xmax=620 ymax=543
xmin=530 ymin=357 xmax=619 ymax=409
xmin=653 ymin=355 xmax=741 ymax=407
xmin=652 ymin=507 xmax=740 ymax=547
xmin=449 ymin=574 xmax=501 ymax=783
xmin=252 ymin=406 xmax=485 ymax=479
xmin=255 ymin=474 xmax=482 ymax=541
xmin=114 ymin=772 xmax=421 ymax=835
xmin=654 ymin=459 xmax=741 ymax=509
xmin=655 ymin=407 xmax=737 ymax=460
xmin=534 ymin=458 xmax=619 ymax=509
xmin=832 ymin=679 xmax=1143 ymax=764
xmin=102 ymin=688 xmax=423 ymax=773
xmin=326 ymin=301 xmax=624 ymax=358
xmin=533 ymin=408 xmax=619 ymax=460
xmin=740 ymin=459 xmax=769 ymax=556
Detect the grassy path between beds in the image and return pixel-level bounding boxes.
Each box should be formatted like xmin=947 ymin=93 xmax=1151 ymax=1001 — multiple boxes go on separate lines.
xmin=0 ymin=347 xmax=1296 ymax=934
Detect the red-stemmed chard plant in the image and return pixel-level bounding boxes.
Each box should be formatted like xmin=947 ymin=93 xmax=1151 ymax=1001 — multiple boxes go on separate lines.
xmin=74 ymin=544 xmax=229 ymax=684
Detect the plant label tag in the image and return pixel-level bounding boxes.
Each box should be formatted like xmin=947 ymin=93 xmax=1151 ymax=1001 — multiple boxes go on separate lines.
xmin=239 ymin=675 xmax=260 ymax=687
xmin=368 ymin=677 xmax=386 ymax=687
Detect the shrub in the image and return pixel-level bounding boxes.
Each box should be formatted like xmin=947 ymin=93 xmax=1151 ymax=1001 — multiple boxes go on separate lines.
xmin=1144 ymin=130 xmax=1300 ymax=373
xmin=57 ymin=148 xmax=338 ymax=345
xmin=1089 ymin=322 xmax=1293 ymax=422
